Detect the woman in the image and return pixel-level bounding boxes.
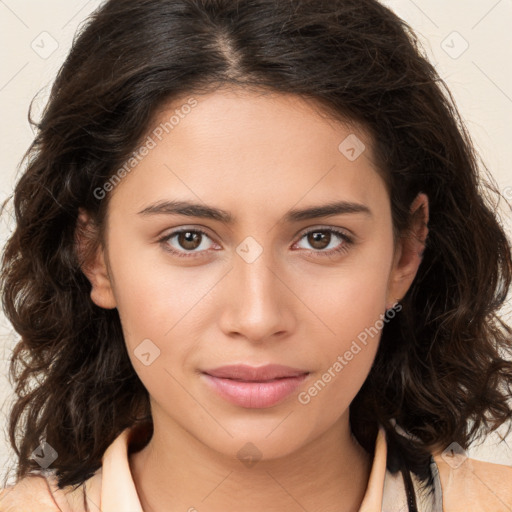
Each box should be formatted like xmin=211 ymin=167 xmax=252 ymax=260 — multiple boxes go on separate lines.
xmin=1 ymin=0 xmax=511 ymax=510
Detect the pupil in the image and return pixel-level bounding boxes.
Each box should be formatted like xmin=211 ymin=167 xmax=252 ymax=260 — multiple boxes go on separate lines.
xmin=180 ymin=231 xmax=200 ymax=250
xmin=310 ymin=231 xmax=329 ymax=249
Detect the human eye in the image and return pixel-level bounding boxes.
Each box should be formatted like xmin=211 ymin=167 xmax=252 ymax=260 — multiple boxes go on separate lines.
xmin=158 ymin=227 xmax=220 ymax=258
xmin=157 ymin=225 xmax=354 ymax=260
xmin=292 ymin=226 xmax=354 ymax=258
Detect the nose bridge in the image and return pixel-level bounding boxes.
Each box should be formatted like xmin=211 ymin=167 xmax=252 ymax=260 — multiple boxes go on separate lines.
xmin=219 ymin=236 xmax=293 ymax=341
xmin=238 ymin=242 xmax=278 ymax=302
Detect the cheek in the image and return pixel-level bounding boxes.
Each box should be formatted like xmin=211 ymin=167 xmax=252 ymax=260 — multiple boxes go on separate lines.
xmin=106 ymin=235 xmax=220 ymax=394
xmin=107 ymin=255 xmax=196 ymax=410
xmin=293 ymin=237 xmax=393 ymax=410
xmin=296 ymin=339 xmax=378 ymax=433
xmin=107 ymin=232 xmax=203 ymax=341
xmin=297 ymin=236 xmax=394 ymax=345
xmin=295 ymin=278 xmax=384 ymax=423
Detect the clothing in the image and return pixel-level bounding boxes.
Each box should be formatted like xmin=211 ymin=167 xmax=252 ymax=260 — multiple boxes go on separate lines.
xmin=1 ymin=425 xmax=511 ymax=511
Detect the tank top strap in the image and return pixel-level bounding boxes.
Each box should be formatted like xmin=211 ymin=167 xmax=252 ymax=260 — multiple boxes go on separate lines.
xmin=382 ymin=455 xmax=443 ymax=511
xmin=409 ymin=456 xmax=443 ymax=512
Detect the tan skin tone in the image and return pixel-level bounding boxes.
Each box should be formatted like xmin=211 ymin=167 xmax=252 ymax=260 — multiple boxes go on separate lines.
xmin=78 ymin=87 xmax=428 ymax=511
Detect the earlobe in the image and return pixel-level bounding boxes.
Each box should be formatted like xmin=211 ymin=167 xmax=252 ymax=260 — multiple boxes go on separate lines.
xmin=87 ymin=250 xmax=117 ymax=310
xmin=75 ymin=208 xmax=117 ymax=310
xmin=386 ymin=193 xmax=429 ymax=307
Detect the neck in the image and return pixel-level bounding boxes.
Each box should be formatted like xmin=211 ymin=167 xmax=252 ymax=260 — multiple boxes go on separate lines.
xmin=129 ymin=411 xmax=373 ymax=512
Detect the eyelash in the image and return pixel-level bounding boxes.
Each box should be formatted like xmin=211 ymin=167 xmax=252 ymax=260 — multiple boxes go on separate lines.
xmin=158 ymin=227 xmax=354 ymax=259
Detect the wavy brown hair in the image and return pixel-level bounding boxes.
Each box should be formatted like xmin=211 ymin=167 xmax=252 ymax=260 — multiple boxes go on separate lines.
xmin=1 ymin=0 xmax=512 ymax=506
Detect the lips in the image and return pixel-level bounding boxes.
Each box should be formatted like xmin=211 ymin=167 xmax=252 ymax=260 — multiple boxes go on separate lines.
xmin=201 ymin=364 xmax=310 ymax=408
xmin=202 ymin=364 xmax=309 ymax=381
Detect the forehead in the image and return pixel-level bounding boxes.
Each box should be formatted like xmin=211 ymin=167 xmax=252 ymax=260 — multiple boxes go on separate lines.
xmin=107 ymin=88 xmax=388 ymax=220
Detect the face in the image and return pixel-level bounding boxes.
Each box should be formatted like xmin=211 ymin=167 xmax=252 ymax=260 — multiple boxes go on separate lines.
xmin=81 ymin=87 xmax=427 ymax=460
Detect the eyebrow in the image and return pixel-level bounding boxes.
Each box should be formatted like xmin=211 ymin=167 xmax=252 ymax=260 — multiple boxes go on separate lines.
xmin=137 ymin=199 xmax=372 ymax=224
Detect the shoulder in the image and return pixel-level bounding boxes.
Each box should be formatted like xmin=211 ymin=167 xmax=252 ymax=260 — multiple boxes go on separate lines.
xmin=433 ymin=453 xmax=512 ymax=512
xmin=0 ymin=424 xmax=143 ymax=512
xmin=0 ymin=474 xmax=61 ymax=511
xmin=0 ymin=469 xmax=101 ymax=512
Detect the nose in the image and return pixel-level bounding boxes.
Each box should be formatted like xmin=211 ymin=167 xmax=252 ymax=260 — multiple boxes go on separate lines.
xmin=217 ymin=244 xmax=296 ymax=344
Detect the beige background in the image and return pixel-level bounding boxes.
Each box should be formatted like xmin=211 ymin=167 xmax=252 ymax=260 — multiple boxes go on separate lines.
xmin=1 ymin=0 xmax=511 ymax=484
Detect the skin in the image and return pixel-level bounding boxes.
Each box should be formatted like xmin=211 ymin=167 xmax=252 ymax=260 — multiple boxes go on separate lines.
xmin=79 ymin=87 xmax=429 ymax=512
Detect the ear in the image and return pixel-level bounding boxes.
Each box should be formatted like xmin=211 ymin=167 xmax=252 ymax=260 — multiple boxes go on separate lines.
xmin=386 ymin=193 xmax=429 ymax=309
xmin=75 ymin=208 xmax=117 ymax=309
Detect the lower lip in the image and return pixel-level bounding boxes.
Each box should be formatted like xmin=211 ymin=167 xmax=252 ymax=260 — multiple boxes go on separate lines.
xmin=202 ymin=373 xmax=309 ymax=408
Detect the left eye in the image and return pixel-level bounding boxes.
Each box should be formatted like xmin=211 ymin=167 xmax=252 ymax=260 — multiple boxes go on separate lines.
xmin=159 ymin=227 xmax=353 ymax=258
xmin=294 ymin=228 xmax=353 ymax=256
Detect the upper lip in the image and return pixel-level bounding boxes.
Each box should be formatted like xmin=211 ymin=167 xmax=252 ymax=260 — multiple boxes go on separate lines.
xmin=203 ymin=364 xmax=309 ymax=381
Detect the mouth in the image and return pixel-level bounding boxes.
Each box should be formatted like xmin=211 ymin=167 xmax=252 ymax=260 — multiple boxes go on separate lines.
xmin=201 ymin=364 xmax=310 ymax=408
xmin=202 ymin=363 xmax=309 ymax=381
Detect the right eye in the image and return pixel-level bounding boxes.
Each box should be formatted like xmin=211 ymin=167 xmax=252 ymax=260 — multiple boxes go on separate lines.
xmin=158 ymin=228 xmax=219 ymax=258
